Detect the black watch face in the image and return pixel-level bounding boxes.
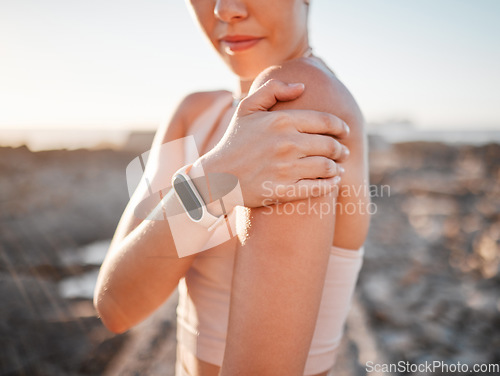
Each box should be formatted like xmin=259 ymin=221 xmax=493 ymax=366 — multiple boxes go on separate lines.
xmin=173 ymin=174 xmax=203 ymax=221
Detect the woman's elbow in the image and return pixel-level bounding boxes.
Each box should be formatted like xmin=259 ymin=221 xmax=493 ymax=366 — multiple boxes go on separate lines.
xmin=93 ymin=290 xmax=131 ymax=334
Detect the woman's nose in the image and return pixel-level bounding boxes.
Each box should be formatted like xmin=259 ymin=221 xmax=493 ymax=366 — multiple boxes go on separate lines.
xmin=214 ymin=0 xmax=248 ymax=23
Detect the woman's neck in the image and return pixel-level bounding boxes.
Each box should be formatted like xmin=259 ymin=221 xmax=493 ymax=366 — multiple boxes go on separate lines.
xmin=235 ymin=46 xmax=313 ymax=102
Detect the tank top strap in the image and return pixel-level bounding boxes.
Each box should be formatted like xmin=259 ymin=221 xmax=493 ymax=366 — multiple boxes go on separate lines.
xmin=185 ymin=92 xmax=234 ymax=163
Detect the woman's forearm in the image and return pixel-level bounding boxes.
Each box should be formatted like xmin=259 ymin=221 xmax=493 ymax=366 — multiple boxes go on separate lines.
xmin=94 ymin=187 xmax=216 ymax=333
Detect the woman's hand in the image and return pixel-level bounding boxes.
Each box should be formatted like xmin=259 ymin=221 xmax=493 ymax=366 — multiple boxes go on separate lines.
xmin=198 ymin=79 xmax=350 ymax=208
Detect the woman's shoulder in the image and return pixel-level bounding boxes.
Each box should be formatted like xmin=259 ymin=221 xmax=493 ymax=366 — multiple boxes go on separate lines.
xmin=251 ymin=55 xmax=370 ymax=250
xmin=178 ymin=89 xmax=233 ymax=126
xmin=154 ymin=89 xmax=232 ymax=145
xmin=251 ymin=55 xmax=365 ymax=146
xmin=249 ymin=55 xmax=368 ymax=161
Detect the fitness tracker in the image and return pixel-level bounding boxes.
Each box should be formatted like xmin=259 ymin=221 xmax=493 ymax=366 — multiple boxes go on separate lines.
xmin=171 ymin=165 xmax=225 ymax=230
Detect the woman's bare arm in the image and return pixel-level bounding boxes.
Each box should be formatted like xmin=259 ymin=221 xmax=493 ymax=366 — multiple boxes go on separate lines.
xmin=94 ymin=77 xmax=361 ymax=335
xmin=93 ymin=92 xmax=213 ymax=333
xmin=221 ymin=59 xmax=365 ymax=375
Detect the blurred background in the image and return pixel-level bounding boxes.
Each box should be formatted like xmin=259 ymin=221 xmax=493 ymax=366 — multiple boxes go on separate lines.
xmin=0 ymin=0 xmax=499 ymax=375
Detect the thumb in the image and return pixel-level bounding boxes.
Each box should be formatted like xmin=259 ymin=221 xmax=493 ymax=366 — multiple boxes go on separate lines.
xmin=239 ymin=79 xmax=305 ymax=115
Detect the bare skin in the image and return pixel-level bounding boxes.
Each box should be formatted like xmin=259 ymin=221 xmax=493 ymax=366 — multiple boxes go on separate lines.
xmin=175 ymin=57 xmax=369 ymax=376
xmin=95 ymin=0 xmax=370 ymax=374
xmin=93 ymin=81 xmax=350 ymax=334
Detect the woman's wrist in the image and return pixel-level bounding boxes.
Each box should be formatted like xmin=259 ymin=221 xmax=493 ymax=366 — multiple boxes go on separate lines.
xmin=189 ymin=155 xmax=242 ymax=214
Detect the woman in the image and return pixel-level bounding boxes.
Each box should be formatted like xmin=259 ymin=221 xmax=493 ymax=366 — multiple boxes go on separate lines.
xmin=94 ymin=0 xmax=370 ymax=375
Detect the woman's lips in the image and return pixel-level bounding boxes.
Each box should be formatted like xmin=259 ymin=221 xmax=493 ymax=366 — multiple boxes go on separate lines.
xmin=220 ymin=36 xmax=263 ymax=53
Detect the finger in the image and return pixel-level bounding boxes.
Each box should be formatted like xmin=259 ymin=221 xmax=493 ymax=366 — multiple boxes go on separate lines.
xmin=239 ymin=79 xmax=305 ymax=115
xmin=279 ymin=109 xmax=350 ymax=139
xmin=292 ymin=176 xmax=342 ymax=200
xmin=295 ymin=156 xmax=344 ymax=179
xmin=298 ymin=134 xmax=350 ymax=162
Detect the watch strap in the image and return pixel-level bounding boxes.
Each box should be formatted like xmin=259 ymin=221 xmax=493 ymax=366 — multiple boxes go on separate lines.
xmin=172 ymin=164 xmax=224 ymax=231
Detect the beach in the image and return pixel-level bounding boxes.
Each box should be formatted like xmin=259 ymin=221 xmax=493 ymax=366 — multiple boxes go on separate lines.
xmin=0 ymin=133 xmax=499 ymax=375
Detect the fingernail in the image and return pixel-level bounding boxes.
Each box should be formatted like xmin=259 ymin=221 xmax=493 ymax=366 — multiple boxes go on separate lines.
xmin=339 ymin=166 xmax=345 ymax=175
xmin=333 ymin=176 xmax=341 ymax=184
xmin=288 ymin=82 xmax=305 ymax=89
xmin=343 ymin=122 xmax=350 ymax=135
xmin=343 ymin=147 xmax=350 ymax=158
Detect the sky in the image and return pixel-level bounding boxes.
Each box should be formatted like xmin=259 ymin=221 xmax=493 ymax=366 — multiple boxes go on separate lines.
xmin=1 ymin=0 xmax=499 ymax=131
